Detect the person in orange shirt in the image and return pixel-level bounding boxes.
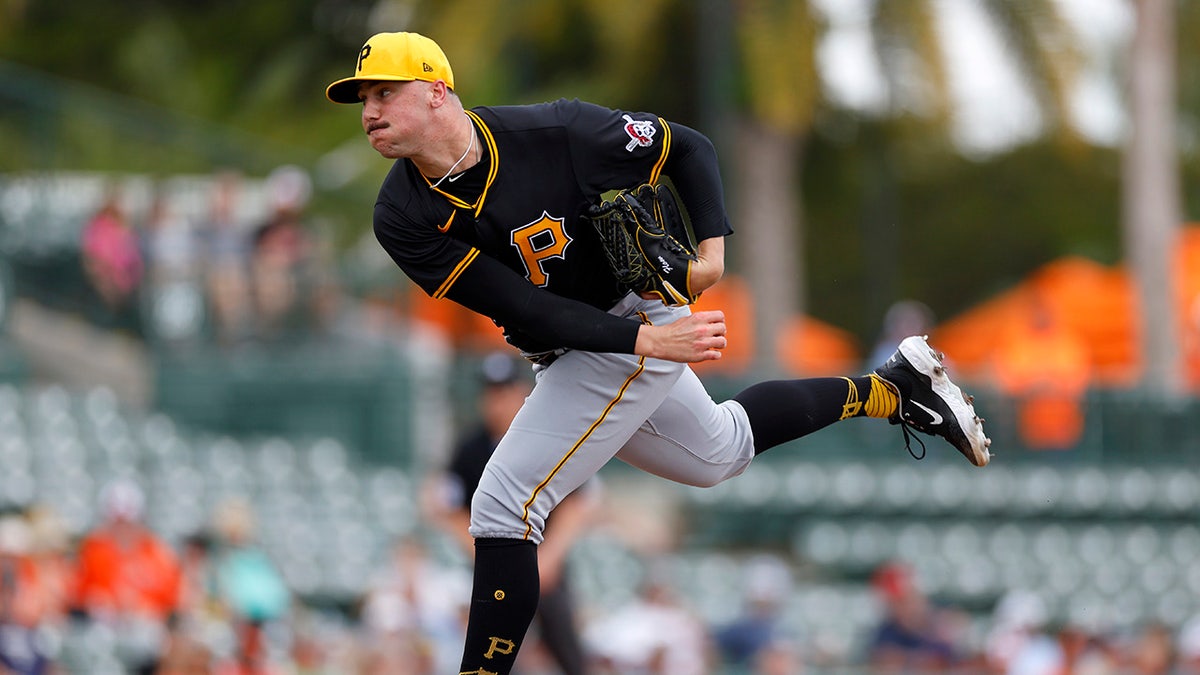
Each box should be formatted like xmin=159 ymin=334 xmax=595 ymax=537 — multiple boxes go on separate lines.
xmin=992 ymin=290 xmax=1091 ymax=450
xmin=71 ymin=480 xmax=183 ymax=674
xmin=0 ymin=511 xmax=56 ymax=675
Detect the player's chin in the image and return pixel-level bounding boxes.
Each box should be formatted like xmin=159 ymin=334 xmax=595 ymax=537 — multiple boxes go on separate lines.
xmin=370 ymin=139 xmax=401 ymax=159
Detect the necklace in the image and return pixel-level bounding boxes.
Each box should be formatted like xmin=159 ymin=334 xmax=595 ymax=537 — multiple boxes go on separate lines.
xmin=431 ymin=118 xmax=476 ymax=189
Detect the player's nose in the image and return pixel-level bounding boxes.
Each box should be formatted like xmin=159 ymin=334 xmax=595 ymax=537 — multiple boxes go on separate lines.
xmin=361 ymin=97 xmax=382 ymax=120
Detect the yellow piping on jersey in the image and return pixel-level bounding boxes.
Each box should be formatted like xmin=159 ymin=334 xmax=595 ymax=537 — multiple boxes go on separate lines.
xmin=466 ymin=110 xmax=499 ymax=217
xmin=425 ymin=111 xmax=500 ymax=219
xmin=433 ymin=247 xmax=479 ymax=299
xmin=520 ymin=355 xmax=647 ymax=540
xmin=648 ymin=117 xmax=671 ymax=184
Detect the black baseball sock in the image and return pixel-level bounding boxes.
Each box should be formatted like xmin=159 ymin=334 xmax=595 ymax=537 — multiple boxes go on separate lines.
xmin=733 ymin=375 xmax=898 ymax=454
xmin=458 ymin=537 xmax=540 ymax=675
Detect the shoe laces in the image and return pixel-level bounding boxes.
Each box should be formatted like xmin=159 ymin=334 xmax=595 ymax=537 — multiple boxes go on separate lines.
xmin=899 ymin=423 xmax=927 ymax=461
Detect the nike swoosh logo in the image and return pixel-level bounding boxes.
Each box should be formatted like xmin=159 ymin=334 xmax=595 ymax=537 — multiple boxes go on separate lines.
xmin=911 ymin=400 xmax=944 ymax=426
xmin=447 ymin=172 xmax=465 ymax=182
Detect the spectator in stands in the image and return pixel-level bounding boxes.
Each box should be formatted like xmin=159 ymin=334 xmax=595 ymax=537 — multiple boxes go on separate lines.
xmin=0 ymin=511 xmax=53 ymax=675
xmin=985 ymin=590 xmax=1051 ymax=674
xmin=359 ymin=535 xmax=472 ymax=674
xmin=424 ymin=350 xmax=599 ymax=675
xmin=196 ymin=170 xmax=253 ymax=347
xmin=1178 ymin=615 xmax=1200 ymax=673
xmin=81 ymin=186 xmax=143 ymax=323
xmin=177 ymin=531 xmax=217 ymax=624
xmin=582 ymin=560 xmax=711 ymax=674
xmin=139 ymin=185 xmax=206 ymax=346
xmin=998 ymin=620 xmax=1116 ymax=675
xmin=752 ymin=640 xmax=805 ymax=675
xmin=25 ymin=504 xmax=72 ymax=627
xmin=140 ymin=185 xmax=199 ymax=286
xmin=250 ymin=165 xmax=315 ymax=342
xmin=161 ymin=530 xmax=222 ymax=675
xmin=864 ymin=561 xmax=962 ymax=672
xmin=71 ymin=479 xmax=183 ymax=675
xmin=712 ymin=554 xmax=793 ymax=670
xmin=992 ymin=286 xmax=1091 ymax=450
xmin=209 ymin=496 xmax=290 ymax=675
xmin=1123 ymin=621 xmax=1176 ymax=675
xmin=1061 ymin=623 xmax=1118 ymax=674
xmin=155 ymin=635 xmax=216 ymax=675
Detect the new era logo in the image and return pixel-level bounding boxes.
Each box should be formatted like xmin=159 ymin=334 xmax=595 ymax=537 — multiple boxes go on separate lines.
xmin=422 ymin=62 xmax=433 ymax=73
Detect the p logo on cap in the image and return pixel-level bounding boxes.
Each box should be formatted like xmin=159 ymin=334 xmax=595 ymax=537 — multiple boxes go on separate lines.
xmin=326 ymin=32 xmax=454 ymax=104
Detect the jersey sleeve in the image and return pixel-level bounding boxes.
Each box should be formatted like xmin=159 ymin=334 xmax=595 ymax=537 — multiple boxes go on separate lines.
xmin=659 ymin=122 xmax=734 ymax=242
xmin=373 ymin=200 xmax=478 ymax=299
xmin=559 ymin=99 xmax=672 ymax=195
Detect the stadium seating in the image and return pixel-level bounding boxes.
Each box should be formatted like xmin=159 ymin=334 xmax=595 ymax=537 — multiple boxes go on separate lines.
xmin=2 ymin=374 xmax=1198 ymax=670
xmin=0 ymin=382 xmax=418 ymax=603
xmin=680 ymin=451 xmax=1200 ymax=644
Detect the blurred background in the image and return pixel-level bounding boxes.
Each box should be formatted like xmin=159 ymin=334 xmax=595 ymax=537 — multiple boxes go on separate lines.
xmin=1 ymin=0 xmax=1199 ymax=673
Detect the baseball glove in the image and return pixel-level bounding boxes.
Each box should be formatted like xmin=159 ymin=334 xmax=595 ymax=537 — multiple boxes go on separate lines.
xmin=585 ymin=183 xmax=699 ymax=307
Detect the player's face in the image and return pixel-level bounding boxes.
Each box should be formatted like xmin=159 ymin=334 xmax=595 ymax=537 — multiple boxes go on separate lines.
xmin=358 ymin=80 xmax=431 ymax=159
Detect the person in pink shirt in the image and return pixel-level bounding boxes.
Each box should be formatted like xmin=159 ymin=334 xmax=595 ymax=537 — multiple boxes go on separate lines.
xmin=81 ymin=189 xmax=143 ymax=312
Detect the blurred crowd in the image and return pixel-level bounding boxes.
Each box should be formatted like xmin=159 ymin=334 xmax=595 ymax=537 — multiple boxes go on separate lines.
xmin=77 ymin=167 xmax=338 ymax=349
xmin=5 ymin=477 xmax=1200 ymax=675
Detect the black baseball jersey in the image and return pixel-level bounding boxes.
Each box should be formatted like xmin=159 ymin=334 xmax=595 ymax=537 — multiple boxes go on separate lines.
xmin=373 ymin=98 xmax=732 ymax=355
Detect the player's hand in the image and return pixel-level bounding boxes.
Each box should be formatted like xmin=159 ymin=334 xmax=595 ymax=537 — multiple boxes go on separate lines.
xmin=635 ymin=310 xmax=727 ymax=363
xmin=636 ymin=236 xmax=725 ymax=303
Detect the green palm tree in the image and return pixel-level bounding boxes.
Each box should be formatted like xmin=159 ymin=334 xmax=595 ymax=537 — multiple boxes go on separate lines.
xmin=726 ymin=0 xmax=1083 ymax=373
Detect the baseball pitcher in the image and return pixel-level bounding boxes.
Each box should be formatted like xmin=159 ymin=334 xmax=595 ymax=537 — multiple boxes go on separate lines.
xmin=326 ymin=32 xmax=990 ymax=675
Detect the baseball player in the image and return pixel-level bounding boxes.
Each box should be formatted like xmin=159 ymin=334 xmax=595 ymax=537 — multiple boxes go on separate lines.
xmin=325 ymin=32 xmax=991 ymax=675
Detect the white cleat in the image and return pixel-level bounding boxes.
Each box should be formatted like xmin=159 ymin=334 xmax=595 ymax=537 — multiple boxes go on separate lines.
xmin=874 ymin=335 xmax=992 ymax=467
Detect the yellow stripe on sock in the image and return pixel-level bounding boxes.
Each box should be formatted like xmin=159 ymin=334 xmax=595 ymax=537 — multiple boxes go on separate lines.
xmin=839 ymin=377 xmax=862 ymax=420
xmin=864 ymin=374 xmax=899 ymax=419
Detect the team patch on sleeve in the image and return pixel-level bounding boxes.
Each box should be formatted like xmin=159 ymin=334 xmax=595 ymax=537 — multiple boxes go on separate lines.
xmin=622 ymin=114 xmax=657 ymax=151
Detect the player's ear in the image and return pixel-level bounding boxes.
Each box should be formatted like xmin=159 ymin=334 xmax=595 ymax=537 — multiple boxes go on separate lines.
xmin=428 ymin=80 xmax=451 ymax=107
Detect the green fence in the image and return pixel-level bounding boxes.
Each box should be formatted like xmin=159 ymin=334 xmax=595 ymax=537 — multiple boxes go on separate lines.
xmin=154 ymin=342 xmax=416 ymax=466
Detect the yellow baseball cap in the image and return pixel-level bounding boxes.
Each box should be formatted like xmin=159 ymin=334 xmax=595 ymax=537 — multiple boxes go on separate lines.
xmin=326 ymin=32 xmax=454 ymax=104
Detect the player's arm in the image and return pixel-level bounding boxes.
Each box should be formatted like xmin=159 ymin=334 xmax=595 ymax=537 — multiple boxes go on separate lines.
xmin=659 ymin=122 xmax=730 ymax=297
xmin=445 ymin=252 xmax=726 ymax=362
xmin=690 ymin=237 xmax=725 ymax=298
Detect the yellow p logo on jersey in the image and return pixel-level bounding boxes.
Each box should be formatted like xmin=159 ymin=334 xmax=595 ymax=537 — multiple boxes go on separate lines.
xmin=511 ymin=211 xmax=572 ymax=287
